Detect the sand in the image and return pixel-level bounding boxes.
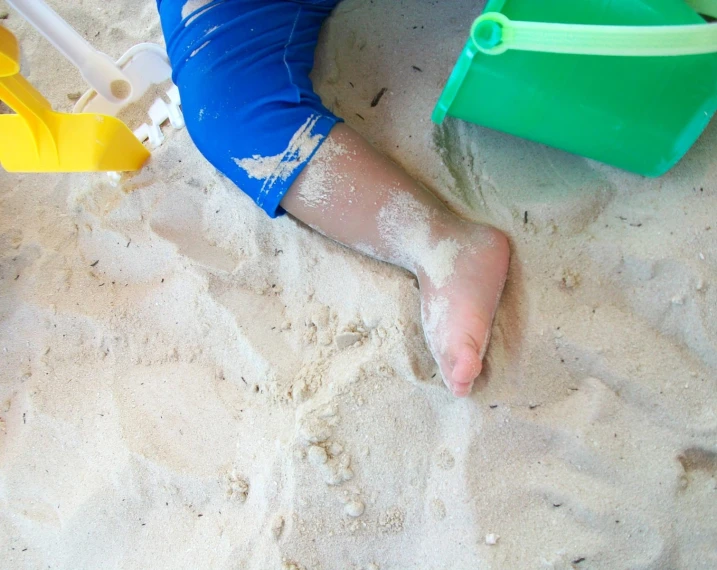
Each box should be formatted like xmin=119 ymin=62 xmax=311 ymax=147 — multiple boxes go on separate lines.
xmin=2 ymin=0 xmax=717 ymax=569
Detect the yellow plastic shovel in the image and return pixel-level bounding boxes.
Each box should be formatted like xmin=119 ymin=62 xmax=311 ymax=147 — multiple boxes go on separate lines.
xmin=0 ymin=27 xmax=149 ymax=173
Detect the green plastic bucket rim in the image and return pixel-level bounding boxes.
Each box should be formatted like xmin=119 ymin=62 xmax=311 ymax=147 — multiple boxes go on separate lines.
xmin=432 ymin=0 xmax=717 ymax=124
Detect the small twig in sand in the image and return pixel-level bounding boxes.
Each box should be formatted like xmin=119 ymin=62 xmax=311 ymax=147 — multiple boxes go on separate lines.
xmin=371 ymin=88 xmax=388 ymax=107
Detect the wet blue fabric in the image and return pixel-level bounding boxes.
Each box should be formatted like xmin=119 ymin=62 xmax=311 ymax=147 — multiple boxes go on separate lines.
xmin=157 ymin=0 xmax=343 ymax=217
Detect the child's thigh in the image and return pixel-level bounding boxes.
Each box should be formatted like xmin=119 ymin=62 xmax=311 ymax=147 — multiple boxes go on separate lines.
xmin=157 ymin=0 xmax=342 ymax=216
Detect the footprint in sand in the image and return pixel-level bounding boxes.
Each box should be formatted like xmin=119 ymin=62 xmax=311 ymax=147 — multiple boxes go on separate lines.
xmin=208 ymin=282 xmax=300 ymax=391
xmin=150 ymin=190 xmax=240 ymax=273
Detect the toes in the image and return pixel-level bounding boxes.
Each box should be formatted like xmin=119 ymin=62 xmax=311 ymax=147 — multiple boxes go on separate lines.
xmin=444 ymin=342 xmax=483 ymax=397
xmin=429 ymin=293 xmax=501 ymax=398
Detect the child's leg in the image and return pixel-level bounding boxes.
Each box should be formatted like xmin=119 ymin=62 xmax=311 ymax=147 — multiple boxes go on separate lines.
xmin=156 ymin=0 xmax=509 ymax=396
xmin=281 ymin=124 xmax=510 ymax=397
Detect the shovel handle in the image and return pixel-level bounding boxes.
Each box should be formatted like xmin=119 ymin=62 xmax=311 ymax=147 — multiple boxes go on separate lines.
xmin=6 ymin=0 xmax=131 ymax=102
xmin=0 ymin=26 xmax=21 ymax=76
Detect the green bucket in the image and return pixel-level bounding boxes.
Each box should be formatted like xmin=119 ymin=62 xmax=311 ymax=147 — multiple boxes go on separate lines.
xmin=432 ymin=0 xmax=717 ymax=176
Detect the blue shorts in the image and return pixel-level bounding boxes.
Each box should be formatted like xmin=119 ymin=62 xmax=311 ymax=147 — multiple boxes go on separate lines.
xmin=157 ymin=0 xmax=343 ymax=217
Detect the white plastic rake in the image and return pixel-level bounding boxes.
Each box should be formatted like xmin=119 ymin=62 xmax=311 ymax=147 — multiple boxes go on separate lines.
xmin=6 ymin=0 xmax=184 ymax=149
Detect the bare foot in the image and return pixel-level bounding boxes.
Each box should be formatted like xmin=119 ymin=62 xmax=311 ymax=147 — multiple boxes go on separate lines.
xmin=282 ymin=123 xmax=510 ymax=397
xmin=417 ymin=223 xmax=509 ymax=397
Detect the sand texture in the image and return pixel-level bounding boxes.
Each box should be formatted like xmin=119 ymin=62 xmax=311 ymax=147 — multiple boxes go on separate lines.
xmin=1 ymin=1 xmax=716 ymax=569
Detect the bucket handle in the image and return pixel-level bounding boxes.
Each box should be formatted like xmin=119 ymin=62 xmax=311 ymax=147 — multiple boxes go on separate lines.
xmin=473 ymin=9 xmax=717 ymax=57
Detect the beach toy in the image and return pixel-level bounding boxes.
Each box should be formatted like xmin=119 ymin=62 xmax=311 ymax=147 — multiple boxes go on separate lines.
xmin=6 ymin=0 xmax=184 ymax=149
xmin=0 ymin=27 xmax=150 ymax=172
xmin=432 ymin=0 xmax=717 ymax=176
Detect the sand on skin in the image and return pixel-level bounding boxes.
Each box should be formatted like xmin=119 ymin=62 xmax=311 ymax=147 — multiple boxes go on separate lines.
xmin=1 ymin=0 xmax=717 ymax=569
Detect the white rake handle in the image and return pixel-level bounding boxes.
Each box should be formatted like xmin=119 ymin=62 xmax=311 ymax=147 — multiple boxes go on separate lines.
xmin=6 ymin=0 xmax=132 ymax=102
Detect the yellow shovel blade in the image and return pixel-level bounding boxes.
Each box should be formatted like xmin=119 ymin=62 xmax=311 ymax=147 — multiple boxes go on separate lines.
xmin=0 ymin=111 xmax=150 ymax=172
xmin=0 ymin=27 xmax=149 ymax=173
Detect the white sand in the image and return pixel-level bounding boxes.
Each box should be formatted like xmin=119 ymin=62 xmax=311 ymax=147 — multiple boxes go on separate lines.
xmin=2 ymin=1 xmax=717 ymax=569
xmin=296 ymin=138 xmax=351 ymax=210
xmin=234 ymin=115 xmax=326 ymax=185
xmin=377 ymin=192 xmax=461 ymax=288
